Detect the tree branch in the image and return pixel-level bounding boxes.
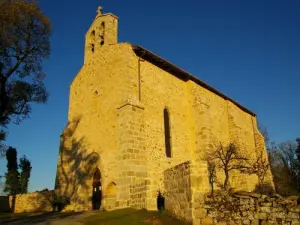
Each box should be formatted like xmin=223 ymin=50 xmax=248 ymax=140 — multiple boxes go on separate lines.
xmin=3 ymin=24 xmax=32 ymax=79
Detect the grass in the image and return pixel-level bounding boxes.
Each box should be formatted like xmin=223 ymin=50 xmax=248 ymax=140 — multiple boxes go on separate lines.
xmin=82 ymin=208 xmax=192 ymax=225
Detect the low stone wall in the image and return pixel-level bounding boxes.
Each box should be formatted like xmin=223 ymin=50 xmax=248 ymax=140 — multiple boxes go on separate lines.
xmin=164 ymin=161 xmax=192 ymax=222
xmin=194 ymin=191 xmax=300 ymax=225
xmin=9 ymin=191 xmax=54 ymax=213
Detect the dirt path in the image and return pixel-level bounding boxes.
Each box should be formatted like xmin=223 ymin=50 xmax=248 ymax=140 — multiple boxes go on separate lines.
xmin=1 ymin=211 xmax=98 ymax=225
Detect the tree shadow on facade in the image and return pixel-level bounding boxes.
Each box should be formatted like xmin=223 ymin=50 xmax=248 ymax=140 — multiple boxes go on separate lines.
xmin=54 ymin=116 xmax=100 ymax=211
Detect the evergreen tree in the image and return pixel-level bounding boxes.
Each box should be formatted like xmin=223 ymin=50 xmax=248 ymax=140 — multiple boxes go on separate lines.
xmin=295 ymin=138 xmax=300 ymax=191
xmin=19 ymin=155 xmax=31 ymax=193
xmin=4 ymin=147 xmax=20 ymax=195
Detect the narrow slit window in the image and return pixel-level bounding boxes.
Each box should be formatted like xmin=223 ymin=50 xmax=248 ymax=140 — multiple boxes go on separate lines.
xmin=164 ymin=108 xmax=172 ymax=158
xmin=100 ymin=22 xmax=105 ymax=46
xmin=90 ymin=30 xmax=95 ymax=52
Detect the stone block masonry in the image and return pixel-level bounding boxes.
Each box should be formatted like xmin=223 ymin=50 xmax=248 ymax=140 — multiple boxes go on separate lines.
xmin=116 ymin=101 xmax=148 ymax=209
xmin=164 ymin=161 xmax=193 ymax=222
xmin=8 ymin=191 xmax=54 ymax=213
xmin=195 ymin=192 xmax=300 ymax=225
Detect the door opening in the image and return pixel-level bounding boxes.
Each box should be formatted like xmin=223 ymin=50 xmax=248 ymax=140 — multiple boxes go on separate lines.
xmin=92 ymin=168 xmax=102 ymax=210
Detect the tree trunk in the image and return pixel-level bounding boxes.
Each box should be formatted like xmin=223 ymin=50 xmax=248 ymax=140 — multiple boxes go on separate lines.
xmin=224 ymin=170 xmax=229 ymax=190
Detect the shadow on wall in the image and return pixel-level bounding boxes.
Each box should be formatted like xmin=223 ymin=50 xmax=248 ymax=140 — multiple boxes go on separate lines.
xmin=254 ymin=183 xmax=275 ymax=195
xmin=53 ymin=116 xmax=101 ymax=211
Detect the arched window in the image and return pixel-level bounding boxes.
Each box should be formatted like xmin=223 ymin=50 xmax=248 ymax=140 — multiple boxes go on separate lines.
xmin=100 ymin=22 xmax=105 ymax=46
xmin=89 ymin=30 xmax=95 ymax=52
xmin=164 ymin=108 xmax=172 ymax=158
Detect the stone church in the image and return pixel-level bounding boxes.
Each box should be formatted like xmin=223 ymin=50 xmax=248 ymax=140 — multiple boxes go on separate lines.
xmin=55 ymin=6 xmax=273 ymax=220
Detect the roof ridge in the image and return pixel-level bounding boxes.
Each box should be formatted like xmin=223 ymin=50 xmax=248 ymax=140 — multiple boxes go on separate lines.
xmin=131 ymin=44 xmax=256 ymax=116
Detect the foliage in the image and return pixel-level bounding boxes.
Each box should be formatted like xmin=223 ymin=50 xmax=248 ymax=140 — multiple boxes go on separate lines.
xmin=36 ymin=188 xmax=49 ymax=192
xmin=3 ymin=147 xmax=32 ymax=195
xmin=0 ymin=143 xmax=7 ymax=194
xmin=4 ymin=170 xmax=20 ymax=195
xmin=51 ymin=195 xmax=70 ymax=212
xmin=258 ymin=123 xmax=300 ymax=195
xmin=207 ymin=143 xmax=249 ymax=191
xmin=0 ymin=176 xmax=3 ymax=195
xmin=5 ymin=147 xmax=18 ymax=171
xmin=0 ymin=143 xmax=8 ymax=157
xmin=0 ymin=0 xmax=51 ymax=141
xmin=19 ymin=155 xmax=32 ymax=193
xmin=296 ymin=138 xmax=300 ymax=161
xmin=4 ymin=147 xmax=20 ymax=195
xmin=268 ymin=140 xmax=300 ymax=195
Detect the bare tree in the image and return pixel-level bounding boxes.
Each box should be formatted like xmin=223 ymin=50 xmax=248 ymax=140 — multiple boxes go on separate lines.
xmin=257 ymin=122 xmax=269 ymax=147
xmin=279 ymin=141 xmax=297 ymax=179
xmin=247 ymin=150 xmax=270 ymax=191
xmin=207 ymin=143 xmax=249 ymax=191
xmin=268 ymin=141 xmax=299 ymax=195
xmin=207 ymin=159 xmax=216 ymax=195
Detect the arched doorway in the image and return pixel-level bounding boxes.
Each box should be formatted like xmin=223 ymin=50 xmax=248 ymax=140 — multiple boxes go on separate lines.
xmin=92 ymin=168 xmax=102 ymax=210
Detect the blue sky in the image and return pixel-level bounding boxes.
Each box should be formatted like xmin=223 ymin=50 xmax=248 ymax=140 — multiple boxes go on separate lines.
xmin=1 ymin=0 xmax=299 ymax=192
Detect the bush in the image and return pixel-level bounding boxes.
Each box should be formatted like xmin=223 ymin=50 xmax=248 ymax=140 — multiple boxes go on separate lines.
xmin=51 ymin=196 xmax=70 ymax=212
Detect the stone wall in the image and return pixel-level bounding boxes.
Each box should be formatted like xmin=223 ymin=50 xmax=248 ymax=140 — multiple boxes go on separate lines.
xmin=8 ymin=191 xmax=54 ymax=213
xmin=164 ymin=161 xmax=193 ymax=221
xmin=194 ymin=192 xmax=300 ymax=225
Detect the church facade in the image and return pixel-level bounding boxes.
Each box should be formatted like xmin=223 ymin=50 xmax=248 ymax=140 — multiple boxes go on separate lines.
xmin=54 ymin=7 xmax=273 ymax=218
